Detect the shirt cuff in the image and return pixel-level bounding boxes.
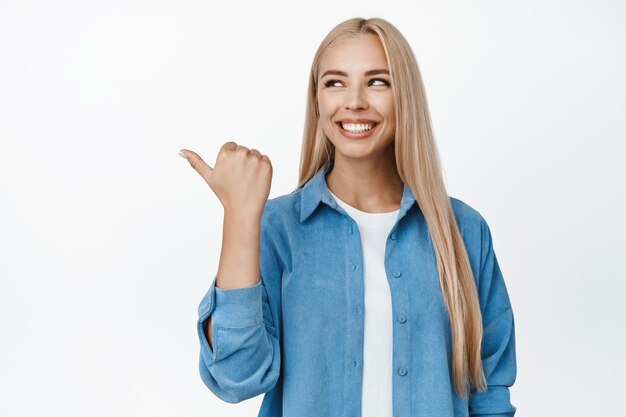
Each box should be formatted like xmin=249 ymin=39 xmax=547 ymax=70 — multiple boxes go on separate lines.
xmin=198 ymin=275 xmax=264 ymax=329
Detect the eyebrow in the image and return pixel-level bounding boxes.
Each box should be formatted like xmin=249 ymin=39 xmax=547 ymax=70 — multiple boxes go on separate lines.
xmin=320 ymin=69 xmax=390 ymax=79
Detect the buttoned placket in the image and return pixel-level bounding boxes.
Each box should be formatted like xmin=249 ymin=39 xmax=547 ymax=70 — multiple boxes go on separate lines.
xmin=324 ymin=194 xmax=415 ymax=417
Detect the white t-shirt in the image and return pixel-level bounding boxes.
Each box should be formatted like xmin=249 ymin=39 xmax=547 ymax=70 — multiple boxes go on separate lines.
xmin=328 ymin=189 xmax=400 ymax=417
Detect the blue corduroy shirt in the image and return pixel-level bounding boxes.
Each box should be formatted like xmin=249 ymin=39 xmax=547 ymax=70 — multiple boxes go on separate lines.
xmin=196 ymin=163 xmax=517 ymax=417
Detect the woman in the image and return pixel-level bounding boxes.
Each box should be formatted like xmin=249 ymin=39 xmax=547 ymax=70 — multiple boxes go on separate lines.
xmin=179 ymin=17 xmax=517 ymax=417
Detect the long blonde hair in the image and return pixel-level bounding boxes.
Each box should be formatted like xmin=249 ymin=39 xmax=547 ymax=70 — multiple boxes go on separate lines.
xmin=296 ymin=17 xmax=487 ymax=399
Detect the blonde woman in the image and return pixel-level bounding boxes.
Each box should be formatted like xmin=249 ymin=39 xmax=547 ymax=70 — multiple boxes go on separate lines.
xmin=180 ymin=16 xmax=517 ymax=417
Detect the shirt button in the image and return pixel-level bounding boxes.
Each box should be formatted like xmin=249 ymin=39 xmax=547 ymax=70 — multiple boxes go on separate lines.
xmin=398 ymin=367 xmax=407 ymax=376
xmin=390 ymin=232 xmax=397 ymax=240
xmin=349 ymin=224 xmax=354 ymax=234
xmin=351 ymin=264 xmax=357 ymax=271
xmin=393 ymin=271 xmax=402 ymax=278
xmin=398 ymin=314 xmax=407 ymax=323
xmin=353 ymin=359 xmax=358 ymax=367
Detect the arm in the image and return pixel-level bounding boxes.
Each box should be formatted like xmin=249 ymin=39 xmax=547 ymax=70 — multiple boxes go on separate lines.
xmin=205 ymin=210 xmax=264 ymax=350
xmin=196 ymin=205 xmax=281 ymax=403
xmin=468 ymin=217 xmax=518 ymax=417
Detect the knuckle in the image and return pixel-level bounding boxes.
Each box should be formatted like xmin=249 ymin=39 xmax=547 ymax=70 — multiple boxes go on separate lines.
xmin=221 ymin=141 xmax=238 ymax=154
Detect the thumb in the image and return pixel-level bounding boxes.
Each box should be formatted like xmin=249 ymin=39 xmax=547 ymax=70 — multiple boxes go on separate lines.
xmin=178 ymin=149 xmax=213 ymax=181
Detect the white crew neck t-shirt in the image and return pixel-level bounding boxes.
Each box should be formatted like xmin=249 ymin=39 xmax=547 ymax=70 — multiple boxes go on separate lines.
xmin=328 ymin=189 xmax=400 ymax=417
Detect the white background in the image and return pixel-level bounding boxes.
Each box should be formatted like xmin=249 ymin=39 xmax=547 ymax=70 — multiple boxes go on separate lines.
xmin=1 ymin=0 xmax=624 ymax=416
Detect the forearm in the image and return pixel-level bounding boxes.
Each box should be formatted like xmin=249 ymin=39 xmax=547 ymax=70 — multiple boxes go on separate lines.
xmin=205 ymin=210 xmax=262 ymax=349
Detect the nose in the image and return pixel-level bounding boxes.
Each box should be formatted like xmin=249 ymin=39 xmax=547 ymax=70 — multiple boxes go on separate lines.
xmin=344 ymin=85 xmax=369 ymax=111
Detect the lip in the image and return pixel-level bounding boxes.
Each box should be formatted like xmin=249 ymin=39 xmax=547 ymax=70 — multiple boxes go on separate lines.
xmin=337 ymin=118 xmax=379 ymax=124
xmin=336 ymin=121 xmax=379 ymax=139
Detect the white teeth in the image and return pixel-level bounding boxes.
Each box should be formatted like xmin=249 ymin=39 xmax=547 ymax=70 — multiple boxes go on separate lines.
xmin=341 ymin=122 xmax=375 ymax=133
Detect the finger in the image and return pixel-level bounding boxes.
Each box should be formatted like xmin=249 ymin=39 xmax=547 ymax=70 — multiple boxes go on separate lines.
xmin=249 ymin=148 xmax=262 ymax=158
xmin=235 ymin=145 xmax=250 ymax=152
xmin=221 ymin=141 xmax=238 ymax=152
xmin=180 ymin=149 xmax=213 ymax=179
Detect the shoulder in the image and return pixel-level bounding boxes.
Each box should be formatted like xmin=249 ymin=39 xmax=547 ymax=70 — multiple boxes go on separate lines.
xmin=448 ymin=195 xmax=488 ymax=234
xmin=257 ymin=191 xmax=303 ymax=272
xmin=257 ymin=188 xmax=306 ymax=244
xmin=261 ymin=189 xmax=301 ymax=225
xmin=448 ymin=196 xmax=494 ymax=273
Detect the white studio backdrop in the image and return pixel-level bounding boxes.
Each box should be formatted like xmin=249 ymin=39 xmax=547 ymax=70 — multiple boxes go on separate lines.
xmin=1 ymin=0 xmax=624 ymax=416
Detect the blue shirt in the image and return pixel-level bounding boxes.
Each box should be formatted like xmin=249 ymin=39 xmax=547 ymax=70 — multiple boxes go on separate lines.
xmin=196 ymin=162 xmax=517 ymax=417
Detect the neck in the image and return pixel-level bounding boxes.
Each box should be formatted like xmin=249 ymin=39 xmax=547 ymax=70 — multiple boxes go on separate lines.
xmin=325 ymin=153 xmax=403 ymax=213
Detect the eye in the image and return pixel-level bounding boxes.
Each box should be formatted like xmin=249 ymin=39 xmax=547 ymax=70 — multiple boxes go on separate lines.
xmin=370 ymin=78 xmax=390 ymax=87
xmin=324 ymin=79 xmax=343 ymax=88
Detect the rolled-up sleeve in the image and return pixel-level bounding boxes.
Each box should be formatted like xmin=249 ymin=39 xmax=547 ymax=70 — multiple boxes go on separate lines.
xmin=469 ymin=217 xmax=517 ymax=417
xmin=196 ymin=204 xmax=282 ymax=404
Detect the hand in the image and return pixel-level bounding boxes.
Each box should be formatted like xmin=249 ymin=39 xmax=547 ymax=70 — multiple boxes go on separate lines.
xmin=179 ymin=141 xmax=272 ymax=216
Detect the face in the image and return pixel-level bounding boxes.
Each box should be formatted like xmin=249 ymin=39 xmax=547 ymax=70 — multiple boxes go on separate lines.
xmin=317 ymin=34 xmax=396 ymax=163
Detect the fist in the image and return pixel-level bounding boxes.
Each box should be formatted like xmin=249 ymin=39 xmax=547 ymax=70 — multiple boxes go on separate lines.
xmin=179 ymin=141 xmax=272 ymax=216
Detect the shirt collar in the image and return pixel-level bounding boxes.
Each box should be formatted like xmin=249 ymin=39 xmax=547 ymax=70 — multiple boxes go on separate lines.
xmin=298 ymin=162 xmax=418 ymax=223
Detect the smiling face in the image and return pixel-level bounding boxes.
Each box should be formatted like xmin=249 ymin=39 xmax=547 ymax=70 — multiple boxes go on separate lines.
xmin=317 ymin=33 xmax=396 ymax=163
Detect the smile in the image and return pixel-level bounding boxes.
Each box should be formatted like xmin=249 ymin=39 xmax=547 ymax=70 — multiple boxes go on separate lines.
xmin=336 ymin=121 xmax=379 ymax=139
xmin=340 ymin=122 xmax=376 ymax=133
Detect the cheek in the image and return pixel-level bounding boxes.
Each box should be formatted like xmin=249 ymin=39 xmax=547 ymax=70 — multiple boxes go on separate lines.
xmin=316 ymin=99 xmax=335 ymax=135
xmin=377 ymin=96 xmax=395 ymax=117
xmin=317 ymin=95 xmax=336 ymax=116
